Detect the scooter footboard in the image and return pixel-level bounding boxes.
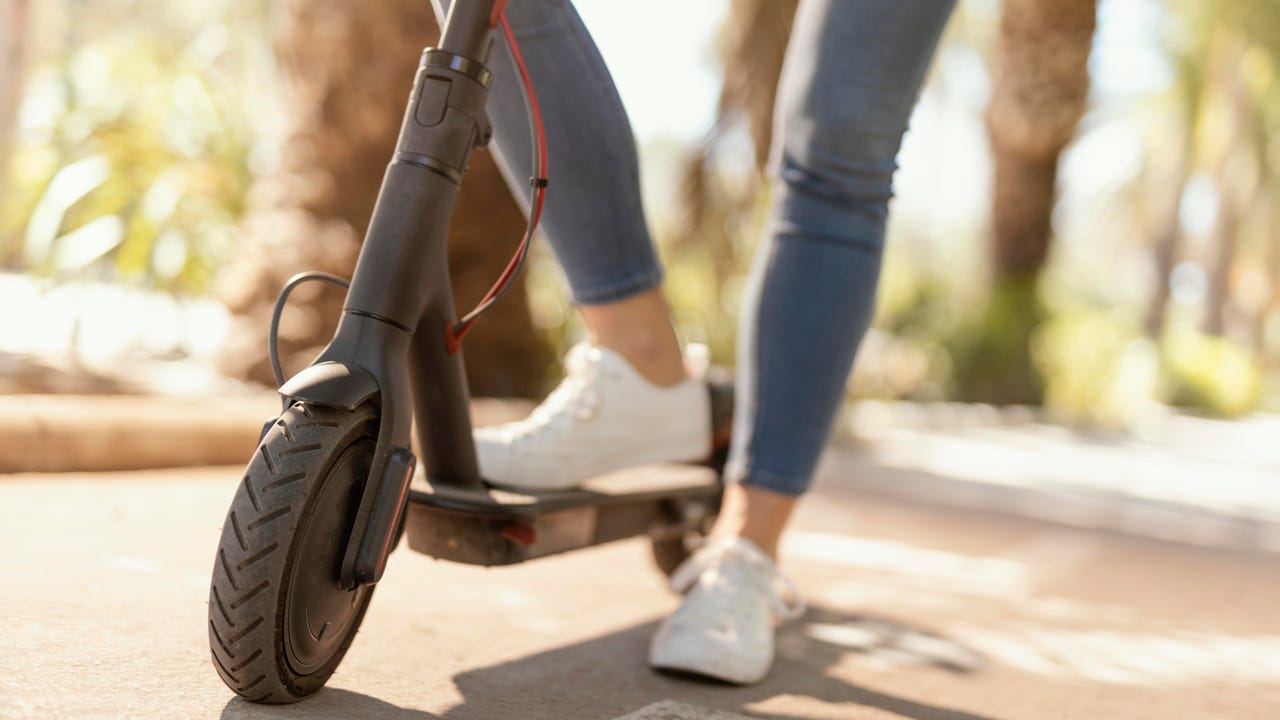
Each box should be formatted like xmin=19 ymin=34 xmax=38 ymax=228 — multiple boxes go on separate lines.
xmin=402 ymin=464 xmax=721 ymax=566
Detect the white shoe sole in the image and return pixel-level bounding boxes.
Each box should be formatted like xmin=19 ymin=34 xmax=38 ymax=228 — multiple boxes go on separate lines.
xmin=483 ymin=428 xmax=710 ymax=491
xmin=649 ymin=641 xmax=769 ymax=685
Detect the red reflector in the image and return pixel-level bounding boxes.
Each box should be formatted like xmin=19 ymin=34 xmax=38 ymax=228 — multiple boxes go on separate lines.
xmin=499 ymin=522 xmax=537 ymax=546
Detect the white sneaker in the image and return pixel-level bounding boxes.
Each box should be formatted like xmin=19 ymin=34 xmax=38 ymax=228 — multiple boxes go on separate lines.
xmin=649 ymin=536 xmax=805 ymax=684
xmin=474 ymin=343 xmax=711 ymax=491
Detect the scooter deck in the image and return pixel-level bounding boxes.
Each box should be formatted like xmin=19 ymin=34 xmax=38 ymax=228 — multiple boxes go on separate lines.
xmin=407 ymin=462 xmax=720 ymax=516
xmin=403 ymin=463 xmax=721 ymax=566
xmin=402 ymin=374 xmax=734 ymax=567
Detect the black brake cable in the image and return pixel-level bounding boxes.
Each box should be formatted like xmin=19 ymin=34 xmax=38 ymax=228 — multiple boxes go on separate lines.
xmin=267 ymin=271 xmax=351 ymax=394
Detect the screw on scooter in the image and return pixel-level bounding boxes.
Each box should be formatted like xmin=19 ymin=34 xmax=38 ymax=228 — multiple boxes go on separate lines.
xmin=207 ymin=0 xmax=728 ymax=705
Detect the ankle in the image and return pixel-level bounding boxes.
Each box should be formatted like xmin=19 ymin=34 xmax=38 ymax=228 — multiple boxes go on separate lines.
xmin=579 ymin=288 xmax=687 ymax=387
xmin=709 ymin=527 xmax=779 ymax=560
xmin=708 ymin=483 xmax=797 ymax=561
xmin=593 ymin=335 xmax=687 ymax=387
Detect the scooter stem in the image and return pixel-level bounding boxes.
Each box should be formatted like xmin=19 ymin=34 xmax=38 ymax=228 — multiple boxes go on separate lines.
xmin=279 ymin=0 xmax=501 ymax=584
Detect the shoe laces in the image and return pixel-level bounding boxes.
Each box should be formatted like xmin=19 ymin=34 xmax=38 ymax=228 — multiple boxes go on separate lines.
xmin=668 ymin=537 xmax=806 ymax=621
xmin=525 ymin=344 xmax=602 ymax=431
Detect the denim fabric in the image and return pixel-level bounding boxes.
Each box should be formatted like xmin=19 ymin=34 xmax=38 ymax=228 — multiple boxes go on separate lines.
xmin=434 ymin=0 xmax=664 ymax=305
xmin=434 ymin=0 xmax=956 ymax=495
xmin=726 ymin=0 xmax=956 ymax=495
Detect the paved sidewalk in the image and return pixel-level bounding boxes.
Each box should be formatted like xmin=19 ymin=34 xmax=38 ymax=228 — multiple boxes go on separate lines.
xmin=836 ymin=404 xmax=1280 ymax=555
xmin=3 ymin=462 xmax=1278 ymax=719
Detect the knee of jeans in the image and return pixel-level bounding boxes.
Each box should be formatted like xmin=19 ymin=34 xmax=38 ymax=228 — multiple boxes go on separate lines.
xmin=771 ymin=110 xmax=905 ymax=252
xmin=776 ymin=104 xmax=906 ymax=212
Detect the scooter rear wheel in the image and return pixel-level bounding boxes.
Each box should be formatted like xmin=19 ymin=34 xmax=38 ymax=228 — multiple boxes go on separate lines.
xmin=208 ymin=401 xmax=378 ymax=704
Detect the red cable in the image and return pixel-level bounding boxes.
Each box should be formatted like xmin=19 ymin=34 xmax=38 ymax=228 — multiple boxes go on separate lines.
xmin=488 ymin=0 xmax=508 ymax=28
xmin=445 ymin=10 xmax=548 ymax=353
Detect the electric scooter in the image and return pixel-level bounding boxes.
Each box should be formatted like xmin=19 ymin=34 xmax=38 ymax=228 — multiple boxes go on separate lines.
xmin=207 ymin=0 xmax=728 ymax=704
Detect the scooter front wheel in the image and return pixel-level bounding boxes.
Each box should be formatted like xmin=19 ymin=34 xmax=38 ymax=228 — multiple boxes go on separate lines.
xmin=208 ymin=401 xmax=378 ymax=704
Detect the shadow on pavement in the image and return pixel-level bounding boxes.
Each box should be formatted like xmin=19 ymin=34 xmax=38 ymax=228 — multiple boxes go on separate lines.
xmin=441 ymin=605 xmax=994 ymax=720
xmin=219 ymin=687 xmax=439 ymax=720
xmin=215 ymin=606 xmax=992 ymax=720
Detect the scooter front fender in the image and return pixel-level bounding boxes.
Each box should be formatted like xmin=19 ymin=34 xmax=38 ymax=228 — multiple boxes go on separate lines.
xmin=279 ymin=360 xmax=380 ymax=411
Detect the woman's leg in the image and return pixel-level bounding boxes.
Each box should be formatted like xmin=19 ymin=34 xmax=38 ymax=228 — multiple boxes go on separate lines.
xmin=433 ymin=0 xmax=708 ymax=489
xmin=653 ymin=0 xmax=956 ymax=683
xmin=431 ymin=0 xmax=685 ymax=385
xmin=719 ymin=0 xmax=957 ymax=553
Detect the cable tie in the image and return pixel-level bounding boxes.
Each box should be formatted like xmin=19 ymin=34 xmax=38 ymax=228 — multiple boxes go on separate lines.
xmin=444 ymin=322 xmax=466 ymax=354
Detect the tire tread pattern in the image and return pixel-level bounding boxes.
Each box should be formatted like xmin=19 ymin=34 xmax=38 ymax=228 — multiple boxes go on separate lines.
xmin=207 ymin=401 xmax=376 ymax=704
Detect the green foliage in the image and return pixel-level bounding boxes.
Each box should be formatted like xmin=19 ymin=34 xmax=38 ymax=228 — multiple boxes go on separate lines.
xmin=662 ymin=239 xmax=750 ymax=368
xmin=660 ymin=164 xmax=769 ymax=367
xmin=3 ymin=0 xmax=1273 ymax=423
xmin=1033 ymin=308 xmax=1158 ymax=427
xmin=850 ymin=251 xmax=965 ymax=401
xmin=1 ymin=2 xmax=265 ymax=293
xmin=1160 ymin=329 xmax=1262 ymax=416
xmin=946 ymin=275 xmax=1045 ymax=406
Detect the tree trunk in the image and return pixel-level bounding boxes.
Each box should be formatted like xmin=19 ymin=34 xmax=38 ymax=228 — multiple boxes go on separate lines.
xmin=1265 ymin=194 xmax=1280 ymax=364
xmin=678 ymin=0 xmax=798 ymax=251
xmin=1144 ymin=138 xmax=1191 ymax=339
xmin=0 ymin=0 xmax=31 ymax=237
xmin=673 ymin=0 xmax=798 ymax=361
xmin=216 ymin=0 xmax=548 ymax=398
xmin=959 ymin=0 xmax=1097 ymax=405
xmin=1203 ymin=186 xmax=1239 ymax=337
xmin=986 ymin=0 xmax=1097 ymax=271
xmin=1268 ymin=193 xmax=1280 ymax=343
xmin=1202 ymin=38 xmax=1251 ymax=339
xmin=715 ymin=0 xmax=799 ymax=172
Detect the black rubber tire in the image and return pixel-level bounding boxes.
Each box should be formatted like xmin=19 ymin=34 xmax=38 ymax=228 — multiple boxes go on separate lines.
xmin=208 ymin=401 xmax=378 ymax=704
xmin=652 ymin=535 xmax=696 ymax=578
xmin=652 ymin=377 xmax=731 ymax=577
xmin=651 ymin=507 xmax=718 ymax=578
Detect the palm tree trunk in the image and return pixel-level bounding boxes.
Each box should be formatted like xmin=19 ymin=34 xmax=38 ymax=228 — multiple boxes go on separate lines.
xmin=1202 ymin=37 xmax=1251 ymax=339
xmin=715 ymin=0 xmax=799 ymax=171
xmin=216 ymin=0 xmax=548 ymax=397
xmin=1266 ymin=192 xmax=1280 ymax=358
xmin=986 ymin=0 xmax=1097 ymax=274
xmin=0 ymin=0 xmax=32 ymax=249
xmin=1203 ymin=187 xmax=1239 ymax=337
xmin=674 ymin=0 xmax=798 ymax=360
xmin=1145 ymin=140 xmax=1191 ymax=339
xmin=678 ymin=0 xmax=799 ymax=247
xmin=961 ymin=0 xmax=1097 ymax=404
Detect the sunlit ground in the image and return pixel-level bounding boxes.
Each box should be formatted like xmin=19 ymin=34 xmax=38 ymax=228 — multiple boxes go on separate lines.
xmin=790 ymin=530 xmax=1280 ymax=688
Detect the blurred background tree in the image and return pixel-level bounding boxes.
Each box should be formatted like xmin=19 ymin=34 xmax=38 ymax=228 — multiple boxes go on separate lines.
xmin=0 ymin=0 xmax=547 ymax=397
xmin=0 ymin=1 xmax=257 ymax=291
xmin=1 ymin=0 xmax=32 ymax=212
xmin=672 ymin=0 xmax=797 ymax=365
xmin=952 ymin=0 xmax=1098 ymax=405
xmin=678 ymin=0 xmax=1099 ymax=407
xmin=2 ymin=0 xmax=1279 ymax=425
xmin=664 ymin=0 xmax=1280 ymax=422
xmin=213 ymin=0 xmax=550 ymax=397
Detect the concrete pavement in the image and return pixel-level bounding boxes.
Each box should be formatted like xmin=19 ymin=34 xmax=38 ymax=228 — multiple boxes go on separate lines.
xmin=837 ymin=405 xmax=1280 ymax=555
xmin=3 ymin=456 xmax=1279 ymax=719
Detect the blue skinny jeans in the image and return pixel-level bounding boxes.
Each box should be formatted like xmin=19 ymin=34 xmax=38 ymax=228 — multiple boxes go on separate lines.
xmin=434 ymin=0 xmax=956 ymax=496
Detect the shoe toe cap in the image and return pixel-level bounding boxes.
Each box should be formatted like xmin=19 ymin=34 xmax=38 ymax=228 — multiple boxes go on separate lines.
xmin=649 ymin=617 xmax=771 ymax=684
xmin=473 ymin=427 xmax=576 ymax=489
xmin=473 ymin=427 xmax=513 ymax=484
